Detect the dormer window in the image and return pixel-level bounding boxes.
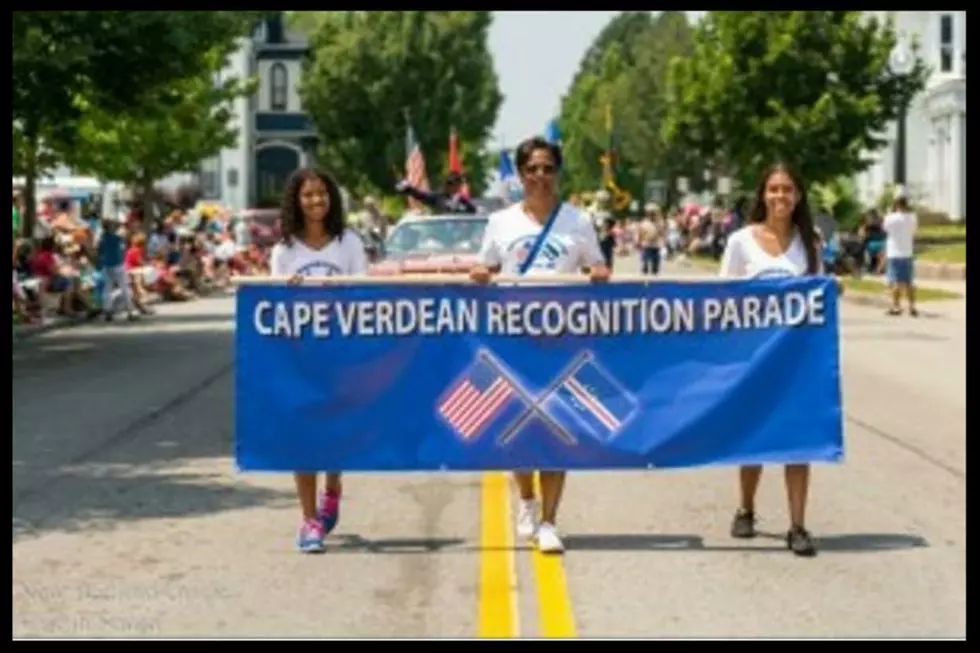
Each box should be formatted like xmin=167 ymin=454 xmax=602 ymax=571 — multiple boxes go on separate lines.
xmin=267 ymin=15 xmax=283 ymax=43
xmin=270 ymin=63 xmax=288 ymax=111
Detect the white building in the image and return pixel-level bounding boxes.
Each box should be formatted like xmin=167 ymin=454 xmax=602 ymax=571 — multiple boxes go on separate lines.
xmin=855 ymin=11 xmax=966 ymax=220
xmin=196 ymin=13 xmax=318 ymax=211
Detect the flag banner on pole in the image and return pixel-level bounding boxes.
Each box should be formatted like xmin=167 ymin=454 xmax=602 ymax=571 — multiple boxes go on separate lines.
xmin=235 ymin=277 xmax=844 ymax=472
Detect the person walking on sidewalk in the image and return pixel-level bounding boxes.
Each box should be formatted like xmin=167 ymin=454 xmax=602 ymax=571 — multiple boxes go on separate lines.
xmin=638 ymin=204 xmax=663 ymax=275
xmin=97 ymin=218 xmax=138 ymax=322
xmin=882 ymin=191 xmax=919 ymax=317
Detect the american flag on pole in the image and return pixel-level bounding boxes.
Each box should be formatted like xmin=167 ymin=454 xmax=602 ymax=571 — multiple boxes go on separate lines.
xmin=438 ymin=354 xmax=525 ymax=442
xmin=549 ymin=357 xmax=638 ymax=442
xmin=405 ymin=123 xmax=430 ymax=212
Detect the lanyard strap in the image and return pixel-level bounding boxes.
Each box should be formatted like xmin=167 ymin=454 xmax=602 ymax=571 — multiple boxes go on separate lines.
xmin=517 ymin=202 xmax=564 ymax=275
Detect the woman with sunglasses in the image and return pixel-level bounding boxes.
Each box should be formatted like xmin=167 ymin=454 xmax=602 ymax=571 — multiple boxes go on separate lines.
xmin=469 ymin=136 xmax=610 ymax=554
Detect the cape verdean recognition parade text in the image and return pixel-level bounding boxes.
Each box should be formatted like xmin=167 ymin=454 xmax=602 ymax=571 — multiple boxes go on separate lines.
xmin=252 ymin=286 xmax=828 ymax=339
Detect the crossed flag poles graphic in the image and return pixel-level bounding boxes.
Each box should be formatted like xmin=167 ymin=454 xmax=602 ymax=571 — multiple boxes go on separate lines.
xmin=437 ymin=347 xmax=636 ymax=448
xmin=488 ymin=349 xmax=591 ymax=447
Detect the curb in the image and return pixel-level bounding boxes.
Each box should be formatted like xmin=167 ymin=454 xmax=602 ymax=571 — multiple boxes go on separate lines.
xmin=840 ymin=292 xmax=944 ymax=319
xmin=917 ymin=261 xmax=967 ymax=281
xmin=13 ymin=286 xmax=238 ymax=342
xmin=13 ymin=294 xmax=164 ymax=342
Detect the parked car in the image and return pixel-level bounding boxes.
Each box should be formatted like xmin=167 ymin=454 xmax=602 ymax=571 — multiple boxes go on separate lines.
xmin=369 ymin=213 xmax=488 ymax=275
xmin=241 ymin=208 xmax=281 ymax=247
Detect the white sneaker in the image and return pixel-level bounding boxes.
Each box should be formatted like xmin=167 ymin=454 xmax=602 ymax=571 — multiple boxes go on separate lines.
xmin=516 ymin=499 xmax=540 ymax=539
xmin=535 ymin=522 xmax=565 ymax=554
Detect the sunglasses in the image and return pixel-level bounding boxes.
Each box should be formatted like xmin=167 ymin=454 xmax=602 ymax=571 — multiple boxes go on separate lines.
xmin=523 ymin=164 xmax=556 ymax=176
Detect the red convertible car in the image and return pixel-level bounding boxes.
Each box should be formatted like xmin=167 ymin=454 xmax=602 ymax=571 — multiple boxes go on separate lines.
xmin=368 ymin=213 xmax=488 ymax=276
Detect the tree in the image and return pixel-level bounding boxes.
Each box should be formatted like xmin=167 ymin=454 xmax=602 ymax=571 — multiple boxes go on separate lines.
xmin=557 ymin=11 xmax=696 ymax=205
xmin=301 ymin=11 xmax=502 ymax=197
xmin=12 ymin=11 xmax=262 ymax=235
xmin=65 ymin=61 xmax=257 ymax=216
xmin=569 ymin=11 xmax=654 ymax=87
xmin=661 ymin=11 xmax=929 ymax=191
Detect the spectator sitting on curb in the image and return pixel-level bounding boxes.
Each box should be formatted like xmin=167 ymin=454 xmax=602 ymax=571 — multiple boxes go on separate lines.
xmin=123 ymin=232 xmax=156 ymax=315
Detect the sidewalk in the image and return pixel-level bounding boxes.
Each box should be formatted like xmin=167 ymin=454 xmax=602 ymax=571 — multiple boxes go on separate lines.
xmin=660 ymin=256 xmax=965 ymax=319
xmin=13 ymin=294 xmax=164 ymax=341
xmin=860 ymin=272 xmax=966 ymax=297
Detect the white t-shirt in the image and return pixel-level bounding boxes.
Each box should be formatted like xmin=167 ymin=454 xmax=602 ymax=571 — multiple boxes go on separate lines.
xmin=477 ymin=202 xmax=604 ymax=276
xmin=719 ymin=225 xmax=820 ymax=278
xmin=270 ymin=230 xmax=368 ymax=277
xmin=882 ymin=210 xmax=917 ymax=259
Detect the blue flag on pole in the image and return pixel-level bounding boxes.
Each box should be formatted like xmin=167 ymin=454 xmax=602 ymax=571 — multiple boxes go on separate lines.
xmin=235 ymin=277 xmax=844 ymax=472
xmin=545 ymin=119 xmax=561 ymax=144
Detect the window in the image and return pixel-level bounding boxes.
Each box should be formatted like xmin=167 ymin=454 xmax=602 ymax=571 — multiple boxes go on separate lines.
xmin=269 ymin=63 xmax=288 ymax=111
xmin=200 ymin=158 xmax=220 ymax=199
xmin=939 ymin=14 xmax=954 ymax=73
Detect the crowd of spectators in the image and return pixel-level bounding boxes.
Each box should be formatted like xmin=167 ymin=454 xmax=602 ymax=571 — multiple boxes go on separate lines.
xmin=12 ymin=192 xmax=269 ymax=328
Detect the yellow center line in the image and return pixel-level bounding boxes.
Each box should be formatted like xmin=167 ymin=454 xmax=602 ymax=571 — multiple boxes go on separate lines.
xmin=478 ymin=472 xmax=518 ymax=638
xmin=530 ymin=474 xmax=578 ymax=638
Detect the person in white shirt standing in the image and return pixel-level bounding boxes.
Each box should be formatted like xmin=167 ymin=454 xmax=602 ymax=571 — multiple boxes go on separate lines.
xmin=470 ymin=136 xmax=610 ymax=554
xmin=718 ymin=162 xmax=826 ymax=557
xmin=882 ymin=192 xmax=919 ymax=317
xmin=270 ymin=167 xmax=368 ymax=554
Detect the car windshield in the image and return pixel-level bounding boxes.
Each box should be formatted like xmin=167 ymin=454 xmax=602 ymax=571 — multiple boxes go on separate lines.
xmin=386 ymin=217 xmax=487 ymax=255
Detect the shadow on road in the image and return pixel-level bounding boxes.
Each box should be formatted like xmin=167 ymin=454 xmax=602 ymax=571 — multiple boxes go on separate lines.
xmin=12 ymin=303 xmax=292 ymax=543
xmin=561 ymin=532 xmax=930 ymax=553
xmin=325 ymin=534 xmax=468 ymax=555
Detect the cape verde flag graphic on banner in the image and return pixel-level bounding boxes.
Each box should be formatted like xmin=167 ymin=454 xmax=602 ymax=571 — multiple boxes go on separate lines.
xmin=548 ymin=354 xmax=639 ymax=442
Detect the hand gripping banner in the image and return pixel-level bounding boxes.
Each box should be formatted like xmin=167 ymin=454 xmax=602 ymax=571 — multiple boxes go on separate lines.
xmin=234 ymin=276 xmax=844 ymax=472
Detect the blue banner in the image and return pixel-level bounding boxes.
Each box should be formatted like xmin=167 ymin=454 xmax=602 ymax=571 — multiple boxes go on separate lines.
xmin=235 ymin=277 xmax=844 ymax=472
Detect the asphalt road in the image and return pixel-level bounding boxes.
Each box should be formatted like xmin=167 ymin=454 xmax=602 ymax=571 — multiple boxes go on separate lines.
xmin=12 ymin=262 xmax=966 ymax=638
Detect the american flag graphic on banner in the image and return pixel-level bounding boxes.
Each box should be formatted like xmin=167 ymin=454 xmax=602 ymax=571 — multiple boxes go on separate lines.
xmin=551 ymin=357 xmax=638 ymax=442
xmin=405 ymin=124 xmax=430 ymax=211
xmin=438 ymin=355 xmax=525 ymax=442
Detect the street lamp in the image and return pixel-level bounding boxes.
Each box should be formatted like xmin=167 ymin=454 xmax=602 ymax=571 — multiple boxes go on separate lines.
xmin=890 ymin=39 xmax=914 ymax=187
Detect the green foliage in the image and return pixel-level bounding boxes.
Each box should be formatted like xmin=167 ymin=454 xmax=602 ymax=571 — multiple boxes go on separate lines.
xmin=67 ymin=65 xmax=257 ymax=187
xmin=558 ymin=11 xmax=697 ymax=204
xmin=810 ymin=176 xmax=864 ymax=231
xmin=12 ymin=11 xmax=264 ymax=233
xmin=662 ymin=11 xmax=930 ymax=189
xmin=301 ymin=11 xmax=502 ymax=197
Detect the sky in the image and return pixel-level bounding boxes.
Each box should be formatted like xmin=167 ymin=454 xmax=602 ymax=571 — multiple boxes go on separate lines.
xmin=488 ymin=11 xmax=704 ymax=150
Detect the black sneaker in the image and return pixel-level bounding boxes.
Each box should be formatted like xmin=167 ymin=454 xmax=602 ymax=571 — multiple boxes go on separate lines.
xmin=786 ymin=526 xmax=817 ymax=557
xmin=730 ymin=509 xmax=756 ymax=538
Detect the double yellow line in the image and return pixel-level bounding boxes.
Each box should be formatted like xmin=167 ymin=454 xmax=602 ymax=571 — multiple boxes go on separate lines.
xmin=477 ymin=472 xmax=577 ymax=638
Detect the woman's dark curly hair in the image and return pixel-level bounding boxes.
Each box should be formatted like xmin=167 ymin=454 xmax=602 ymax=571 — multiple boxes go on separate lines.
xmin=279 ymin=167 xmax=347 ymax=245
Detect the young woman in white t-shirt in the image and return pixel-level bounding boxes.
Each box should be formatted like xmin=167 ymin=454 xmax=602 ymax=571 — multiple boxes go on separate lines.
xmin=470 ymin=136 xmax=610 ymax=554
xmin=718 ymin=162 xmax=830 ymax=557
xmin=270 ymin=167 xmax=368 ymax=553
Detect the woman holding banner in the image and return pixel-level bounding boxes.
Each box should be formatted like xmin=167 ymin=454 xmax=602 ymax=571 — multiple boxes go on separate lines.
xmin=718 ymin=162 xmax=826 ymax=557
xmin=271 ymin=167 xmax=368 ymax=554
xmin=469 ymin=136 xmax=610 ymax=554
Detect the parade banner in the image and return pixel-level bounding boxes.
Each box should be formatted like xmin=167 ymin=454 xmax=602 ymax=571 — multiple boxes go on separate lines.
xmin=234 ymin=277 xmax=844 ymax=472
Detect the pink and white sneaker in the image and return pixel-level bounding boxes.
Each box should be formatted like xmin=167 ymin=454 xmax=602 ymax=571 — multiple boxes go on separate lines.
xmin=297 ymin=518 xmax=325 ymax=553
